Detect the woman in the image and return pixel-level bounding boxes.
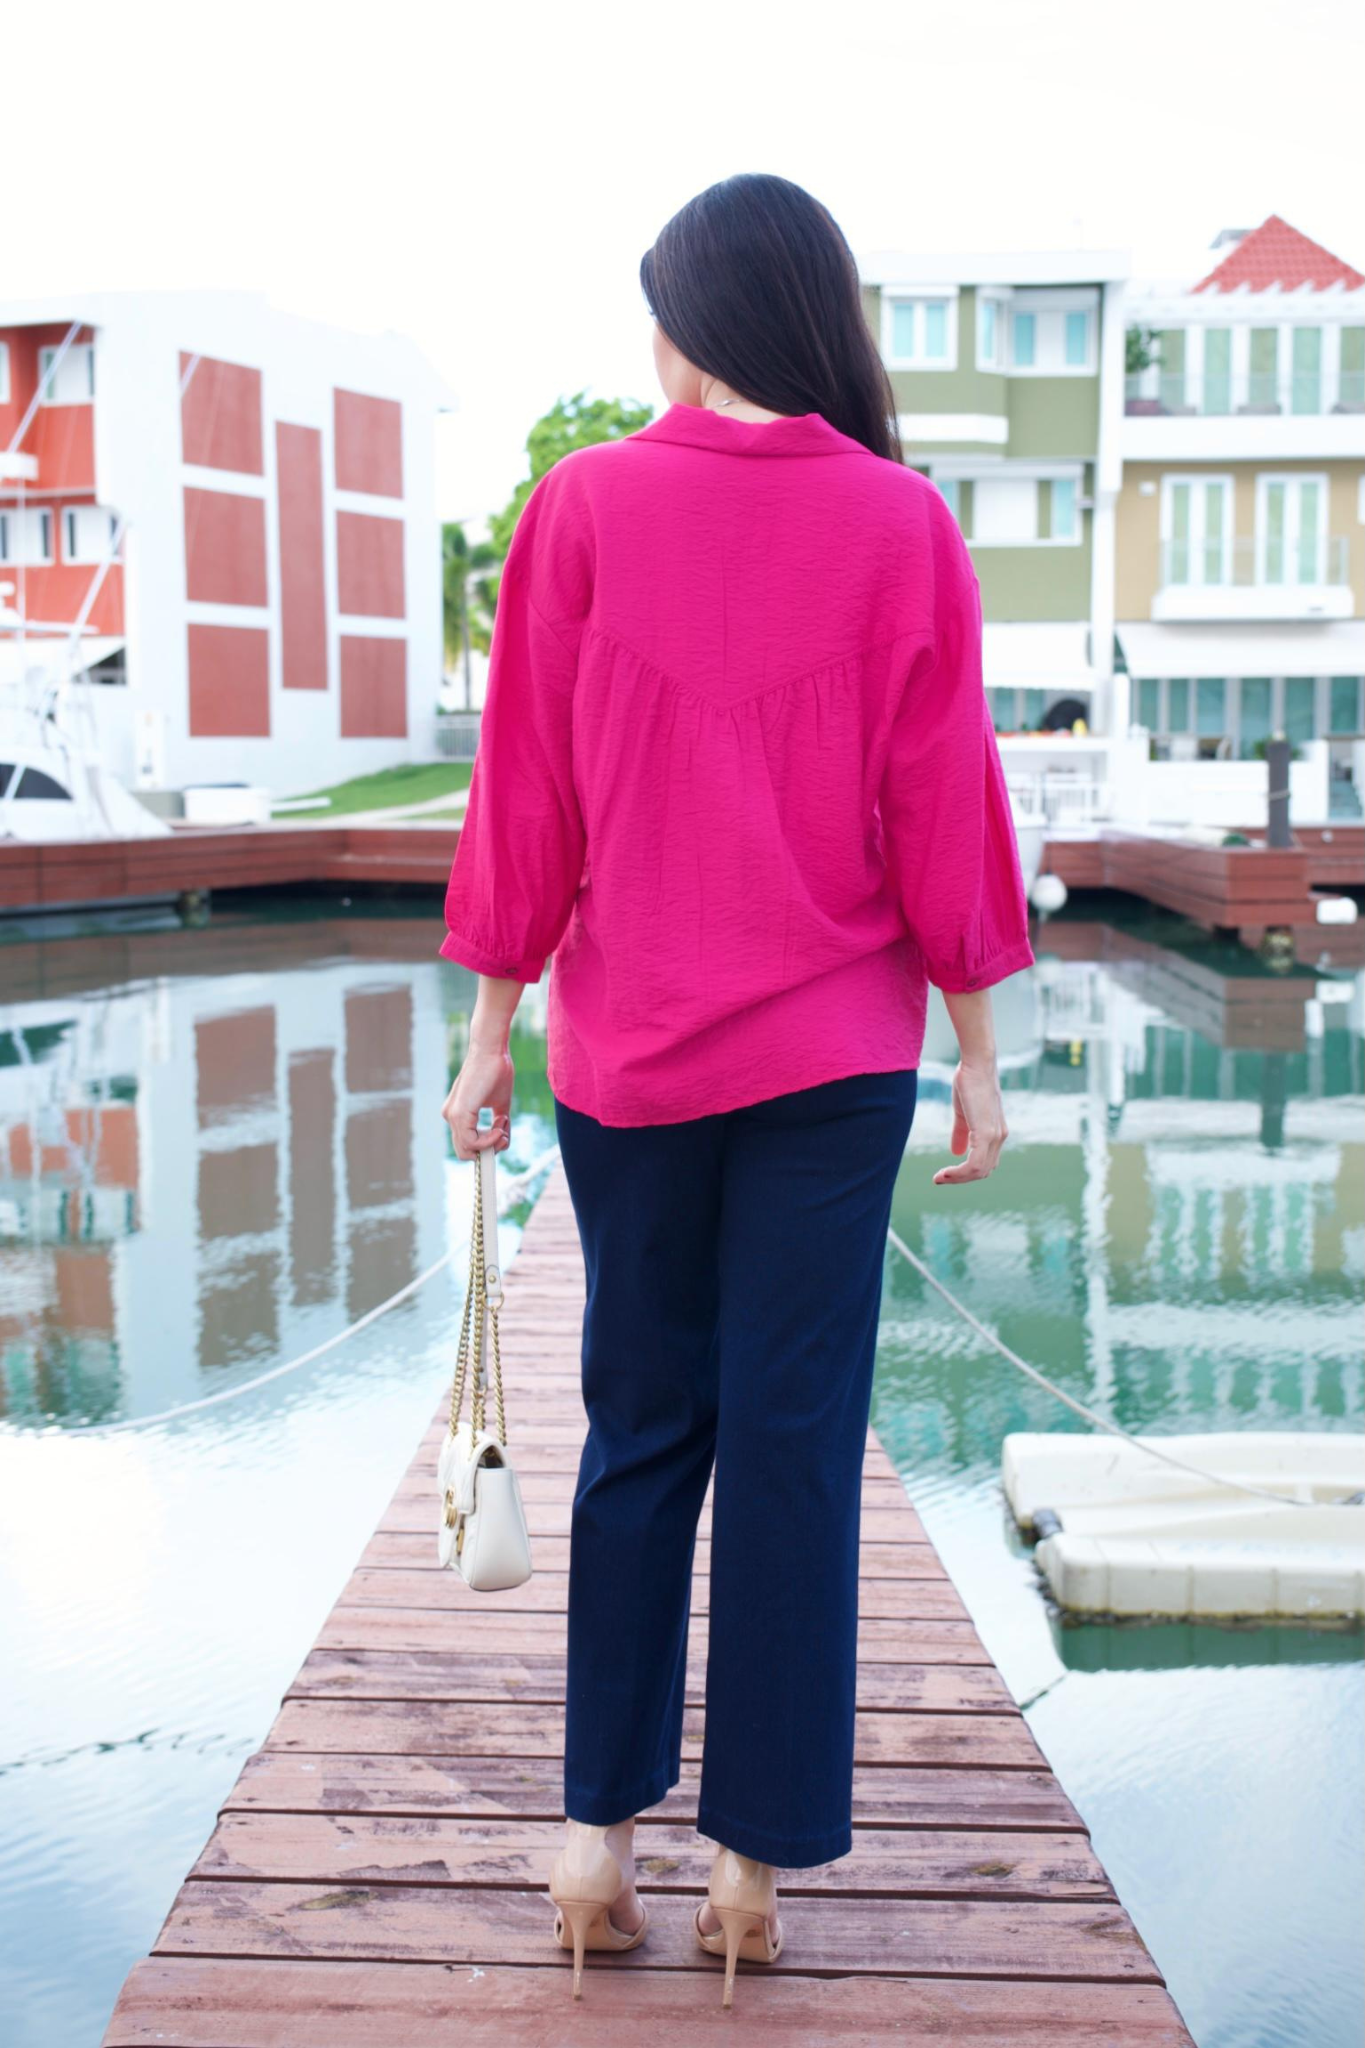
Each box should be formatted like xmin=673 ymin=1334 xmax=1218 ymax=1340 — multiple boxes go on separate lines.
xmin=439 ymin=172 xmax=1035 ymax=2007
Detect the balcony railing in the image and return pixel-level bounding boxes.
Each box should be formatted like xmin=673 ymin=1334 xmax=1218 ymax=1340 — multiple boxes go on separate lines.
xmin=1126 ymin=369 xmax=1365 ymax=418
xmin=1158 ymin=534 xmax=1350 ymax=590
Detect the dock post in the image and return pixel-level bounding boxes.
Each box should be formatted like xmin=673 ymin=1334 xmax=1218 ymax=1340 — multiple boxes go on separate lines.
xmin=1266 ymin=733 xmax=1292 ymax=850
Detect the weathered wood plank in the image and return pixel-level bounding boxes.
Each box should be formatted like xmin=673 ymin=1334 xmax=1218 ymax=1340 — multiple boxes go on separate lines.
xmin=222 ymin=1752 xmax=1090 ymax=1830
xmin=357 ymin=1529 xmax=947 ymax=1576
xmin=192 ymin=1812 xmax=1114 ymax=1898
xmin=104 ymin=1957 xmax=1196 ymax=2048
xmin=262 ymin=1700 xmax=1044 ymax=1769
xmin=283 ymin=1648 xmax=1015 ymax=1712
xmin=152 ymin=1881 xmax=1164 ymax=1982
xmin=313 ymin=1604 xmax=992 ymax=1661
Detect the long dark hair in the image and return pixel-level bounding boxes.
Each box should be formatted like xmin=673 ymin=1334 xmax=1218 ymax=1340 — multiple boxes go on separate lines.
xmin=640 ymin=174 xmax=902 ymax=463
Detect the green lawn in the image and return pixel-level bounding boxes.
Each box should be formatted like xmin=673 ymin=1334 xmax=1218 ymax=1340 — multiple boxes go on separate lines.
xmin=276 ymin=763 xmax=475 ymax=816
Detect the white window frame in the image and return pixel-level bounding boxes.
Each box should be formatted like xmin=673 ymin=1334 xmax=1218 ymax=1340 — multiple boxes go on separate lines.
xmin=1159 ymin=473 xmax=1235 ymax=587
xmin=62 ymin=504 xmax=118 ymax=566
xmin=976 ymin=289 xmax=1009 ymax=371
xmin=0 ymin=341 xmax=10 ymax=406
xmin=881 ymin=287 xmax=959 ymax=371
xmin=1256 ymin=471 xmax=1329 ymax=585
xmin=37 ymin=343 xmax=96 ymax=406
xmin=936 ymin=459 xmax=1085 ymax=548
xmin=1007 ymin=288 xmax=1099 ymax=376
xmin=1 ymin=506 xmax=54 ymax=564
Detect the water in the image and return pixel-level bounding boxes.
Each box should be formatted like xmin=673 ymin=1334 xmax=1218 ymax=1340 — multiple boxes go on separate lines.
xmin=0 ymin=900 xmax=1361 ymax=2046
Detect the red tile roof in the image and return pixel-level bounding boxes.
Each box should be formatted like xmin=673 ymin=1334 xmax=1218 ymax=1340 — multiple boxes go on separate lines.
xmin=1193 ymin=214 xmax=1364 ymax=294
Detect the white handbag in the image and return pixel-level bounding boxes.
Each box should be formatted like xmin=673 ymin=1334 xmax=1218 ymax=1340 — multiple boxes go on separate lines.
xmin=436 ymin=1145 xmax=534 ymax=1591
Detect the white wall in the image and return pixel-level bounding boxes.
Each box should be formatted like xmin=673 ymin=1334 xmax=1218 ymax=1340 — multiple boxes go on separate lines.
xmin=1110 ymin=740 xmax=1332 ymax=829
xmin=86 ymin=290 xmax=448 ymax=797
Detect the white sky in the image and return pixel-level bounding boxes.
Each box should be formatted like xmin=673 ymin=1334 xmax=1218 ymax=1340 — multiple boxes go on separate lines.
xmin=8 ymin=0 xmax=1361 ymax=532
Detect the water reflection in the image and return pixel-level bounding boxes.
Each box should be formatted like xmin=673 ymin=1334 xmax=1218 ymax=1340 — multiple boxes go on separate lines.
xmin=0 ymin=905 xmax=1360 ymax=2048
xmin=0 ymin=918 xmax=551 ymax=1427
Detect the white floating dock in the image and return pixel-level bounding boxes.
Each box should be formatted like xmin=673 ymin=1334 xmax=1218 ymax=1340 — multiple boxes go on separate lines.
xmin=1002 ymin=1431 xmax=1365 ymax=1620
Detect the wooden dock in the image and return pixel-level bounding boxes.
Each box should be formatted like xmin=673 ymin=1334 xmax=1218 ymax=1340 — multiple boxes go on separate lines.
xmin=2 ymin=819 xmax=1359 ymax=954
xmin=103 ymin=1162 xmax=1194 ymax=2045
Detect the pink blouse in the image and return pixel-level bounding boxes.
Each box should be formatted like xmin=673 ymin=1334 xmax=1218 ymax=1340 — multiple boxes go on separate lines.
xmin=440 ymin=401 xmax=1036 ymax=1127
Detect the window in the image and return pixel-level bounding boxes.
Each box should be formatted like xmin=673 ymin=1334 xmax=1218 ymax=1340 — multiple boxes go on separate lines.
xmin=62 ymin=506 xmax=118 ymax=565
xmin=977 ymin=293 xmax=1006 ymax=370
xmin=1064 ymin=311 xmax=1089 ymax=367
xmin=1239 ymin=677 xmax=1273 ymax=759
xmin=1259 ymin=474 xmax=1326 ymax=585
xmin=1283 ymin=676 xmax=1317 ymax=745
xmin=1162 ymin=476 xmax=1231 ymax=587
xmin=1329 ymin=675 xmax=1363 ymax=734
xmin=885 ymin=295 xmax=955 ymax=368
xmin=1008 ymin=290 xmax=1098 ymax=374
xmin=37 ymin=343 xmax=95 ymax=405
xmin=1051 ymin=477 xmax=1078 ymax=541
xmin=1248 ymin=328 xmax=1278 ymax=410
xmin=13 ymin=766 xmax=72 ymax=801
xmin=1157 ymin=328 xmax=1187 ymax=411
xmin=1196 ymin=677 xmax=1227 ymax=740
xmin=1141 ymin=675 xmax=1334 ymax=756
xmin=1290 ymin=328 xmax=1321 ymax=415
xmin=1137 ymin=677 xmax=1160 ymax=731
xmin=1340 ymin=328 xmax=1365 ymax=411
xmin=934 ymin=476 xmax=961 ymax=521
xmin=1203 ymin=328 xmax=1232 ymax=415
xmin=0 ymin=507 xmax=53 ymax=564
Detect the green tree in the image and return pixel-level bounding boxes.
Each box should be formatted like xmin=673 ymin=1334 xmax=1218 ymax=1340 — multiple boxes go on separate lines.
xmin=487 ymin=390 xmax=654 ymax=569
xmin=441 ymin=520 xmax=499 ymax=666
xmin=1125 ymin=326 xmax=1163 ymax=376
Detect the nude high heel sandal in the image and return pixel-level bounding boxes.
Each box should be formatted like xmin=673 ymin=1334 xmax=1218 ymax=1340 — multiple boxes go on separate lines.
xmin=548 ymin=1821 xmax=649 ymax=1998
xmin=694 ymin=1845 xmax=784 ymax=2007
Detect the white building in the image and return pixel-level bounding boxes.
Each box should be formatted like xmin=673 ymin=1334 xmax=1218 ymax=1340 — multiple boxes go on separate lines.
xmin=0 ymin=291 xmax=452 ymax=799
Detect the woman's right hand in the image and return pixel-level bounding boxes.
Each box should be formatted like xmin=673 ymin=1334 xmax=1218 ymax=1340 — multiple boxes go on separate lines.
xmin=933 ymin=1057 xmax=1009 ymax=1185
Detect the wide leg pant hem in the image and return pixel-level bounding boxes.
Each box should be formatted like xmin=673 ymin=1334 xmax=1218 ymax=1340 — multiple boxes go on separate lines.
xmin=564 ymin=1759 xmax=679 ymax=1826
xmin=695 ymin=1798 xmax=853 ymax=1870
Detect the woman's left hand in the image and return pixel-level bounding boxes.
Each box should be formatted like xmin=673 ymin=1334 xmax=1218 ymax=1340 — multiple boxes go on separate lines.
xmin=441 ymin=1043 xmax=514 ymax=1160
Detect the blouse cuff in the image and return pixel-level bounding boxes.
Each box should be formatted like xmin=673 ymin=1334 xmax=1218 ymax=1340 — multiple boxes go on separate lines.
xmin=928 ymin=934 xmax=1037 ymax=995
xmin=439 ymin=927 xmax=547 ymax=985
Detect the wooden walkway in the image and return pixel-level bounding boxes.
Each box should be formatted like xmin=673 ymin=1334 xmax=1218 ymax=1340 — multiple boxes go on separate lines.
xmin=102 ymin=1165 xmax=1196 ymax=2046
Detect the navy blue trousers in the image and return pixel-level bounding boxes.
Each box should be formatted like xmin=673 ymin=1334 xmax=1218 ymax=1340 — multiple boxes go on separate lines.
xmin=553 ymin=1067 xmax=918 ymax=1869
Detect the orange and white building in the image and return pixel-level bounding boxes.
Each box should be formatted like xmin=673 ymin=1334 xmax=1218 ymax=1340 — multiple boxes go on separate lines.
xmin=0 ymin=292 xmax=450 ymax=797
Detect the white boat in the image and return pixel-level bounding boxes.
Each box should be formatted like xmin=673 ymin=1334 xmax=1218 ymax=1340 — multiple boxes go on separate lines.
xmin=1 ymin=574 xmax=170 ymax=844
xmin=0 ymin=729 xmax=170 ymax=843
xmin=1002 ymin=1430 xmax=1365 ymax=1620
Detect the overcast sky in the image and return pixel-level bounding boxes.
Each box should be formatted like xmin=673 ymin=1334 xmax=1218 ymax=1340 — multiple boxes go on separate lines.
xmin=9 ymin=0 xmax=1361 ymax=532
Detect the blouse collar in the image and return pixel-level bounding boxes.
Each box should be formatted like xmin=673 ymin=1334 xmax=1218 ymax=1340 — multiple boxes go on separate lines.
xmin=633 ymin=400 xmax=865 ymax=459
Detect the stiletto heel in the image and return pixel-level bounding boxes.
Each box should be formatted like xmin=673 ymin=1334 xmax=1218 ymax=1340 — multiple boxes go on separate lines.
xmin=556 ymin=1896 xmax=599 ymax=1999
xmin=715 ymin=1904 xmax=758 ymax=2008
xmin=694 ymin=1845 xmax=784 ymax=2006
xmin=547 ymin=1820 xmax=649 ymax=1998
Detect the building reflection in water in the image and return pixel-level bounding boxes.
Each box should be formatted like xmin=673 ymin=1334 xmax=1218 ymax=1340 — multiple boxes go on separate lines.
xmin=0 ymin=932 xmax=473 ymax=1424
xmin=0 ymin=911 xmax=1359 ymax=1433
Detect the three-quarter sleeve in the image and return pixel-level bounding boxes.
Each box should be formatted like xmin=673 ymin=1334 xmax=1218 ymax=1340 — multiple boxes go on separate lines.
xmin=439 ymin=460 xmax=593 ymax=984
xmin=878 ymin=495 xmax=1036 ymax=994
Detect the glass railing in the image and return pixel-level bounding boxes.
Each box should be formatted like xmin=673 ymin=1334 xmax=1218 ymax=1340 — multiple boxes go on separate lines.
xmin=1127 ymin=370 xmax=1365 ymax=417
xmin=1158 ymin=533 xmax=1349 ymax=589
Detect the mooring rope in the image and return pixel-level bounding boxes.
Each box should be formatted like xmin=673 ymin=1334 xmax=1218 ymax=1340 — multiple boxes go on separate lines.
xmin=32 ymin=1141 xmax=1359 ymax=1510
xmin=47 ymin=1144 xmax=562 ymax=1438
xmin=885 ymin=1224 xmax=1355 ymax=1511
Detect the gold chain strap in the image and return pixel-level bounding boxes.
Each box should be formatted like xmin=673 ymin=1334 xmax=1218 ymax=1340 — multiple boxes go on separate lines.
xmin=447 ymin=1155 xmax=507 ymax=1447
